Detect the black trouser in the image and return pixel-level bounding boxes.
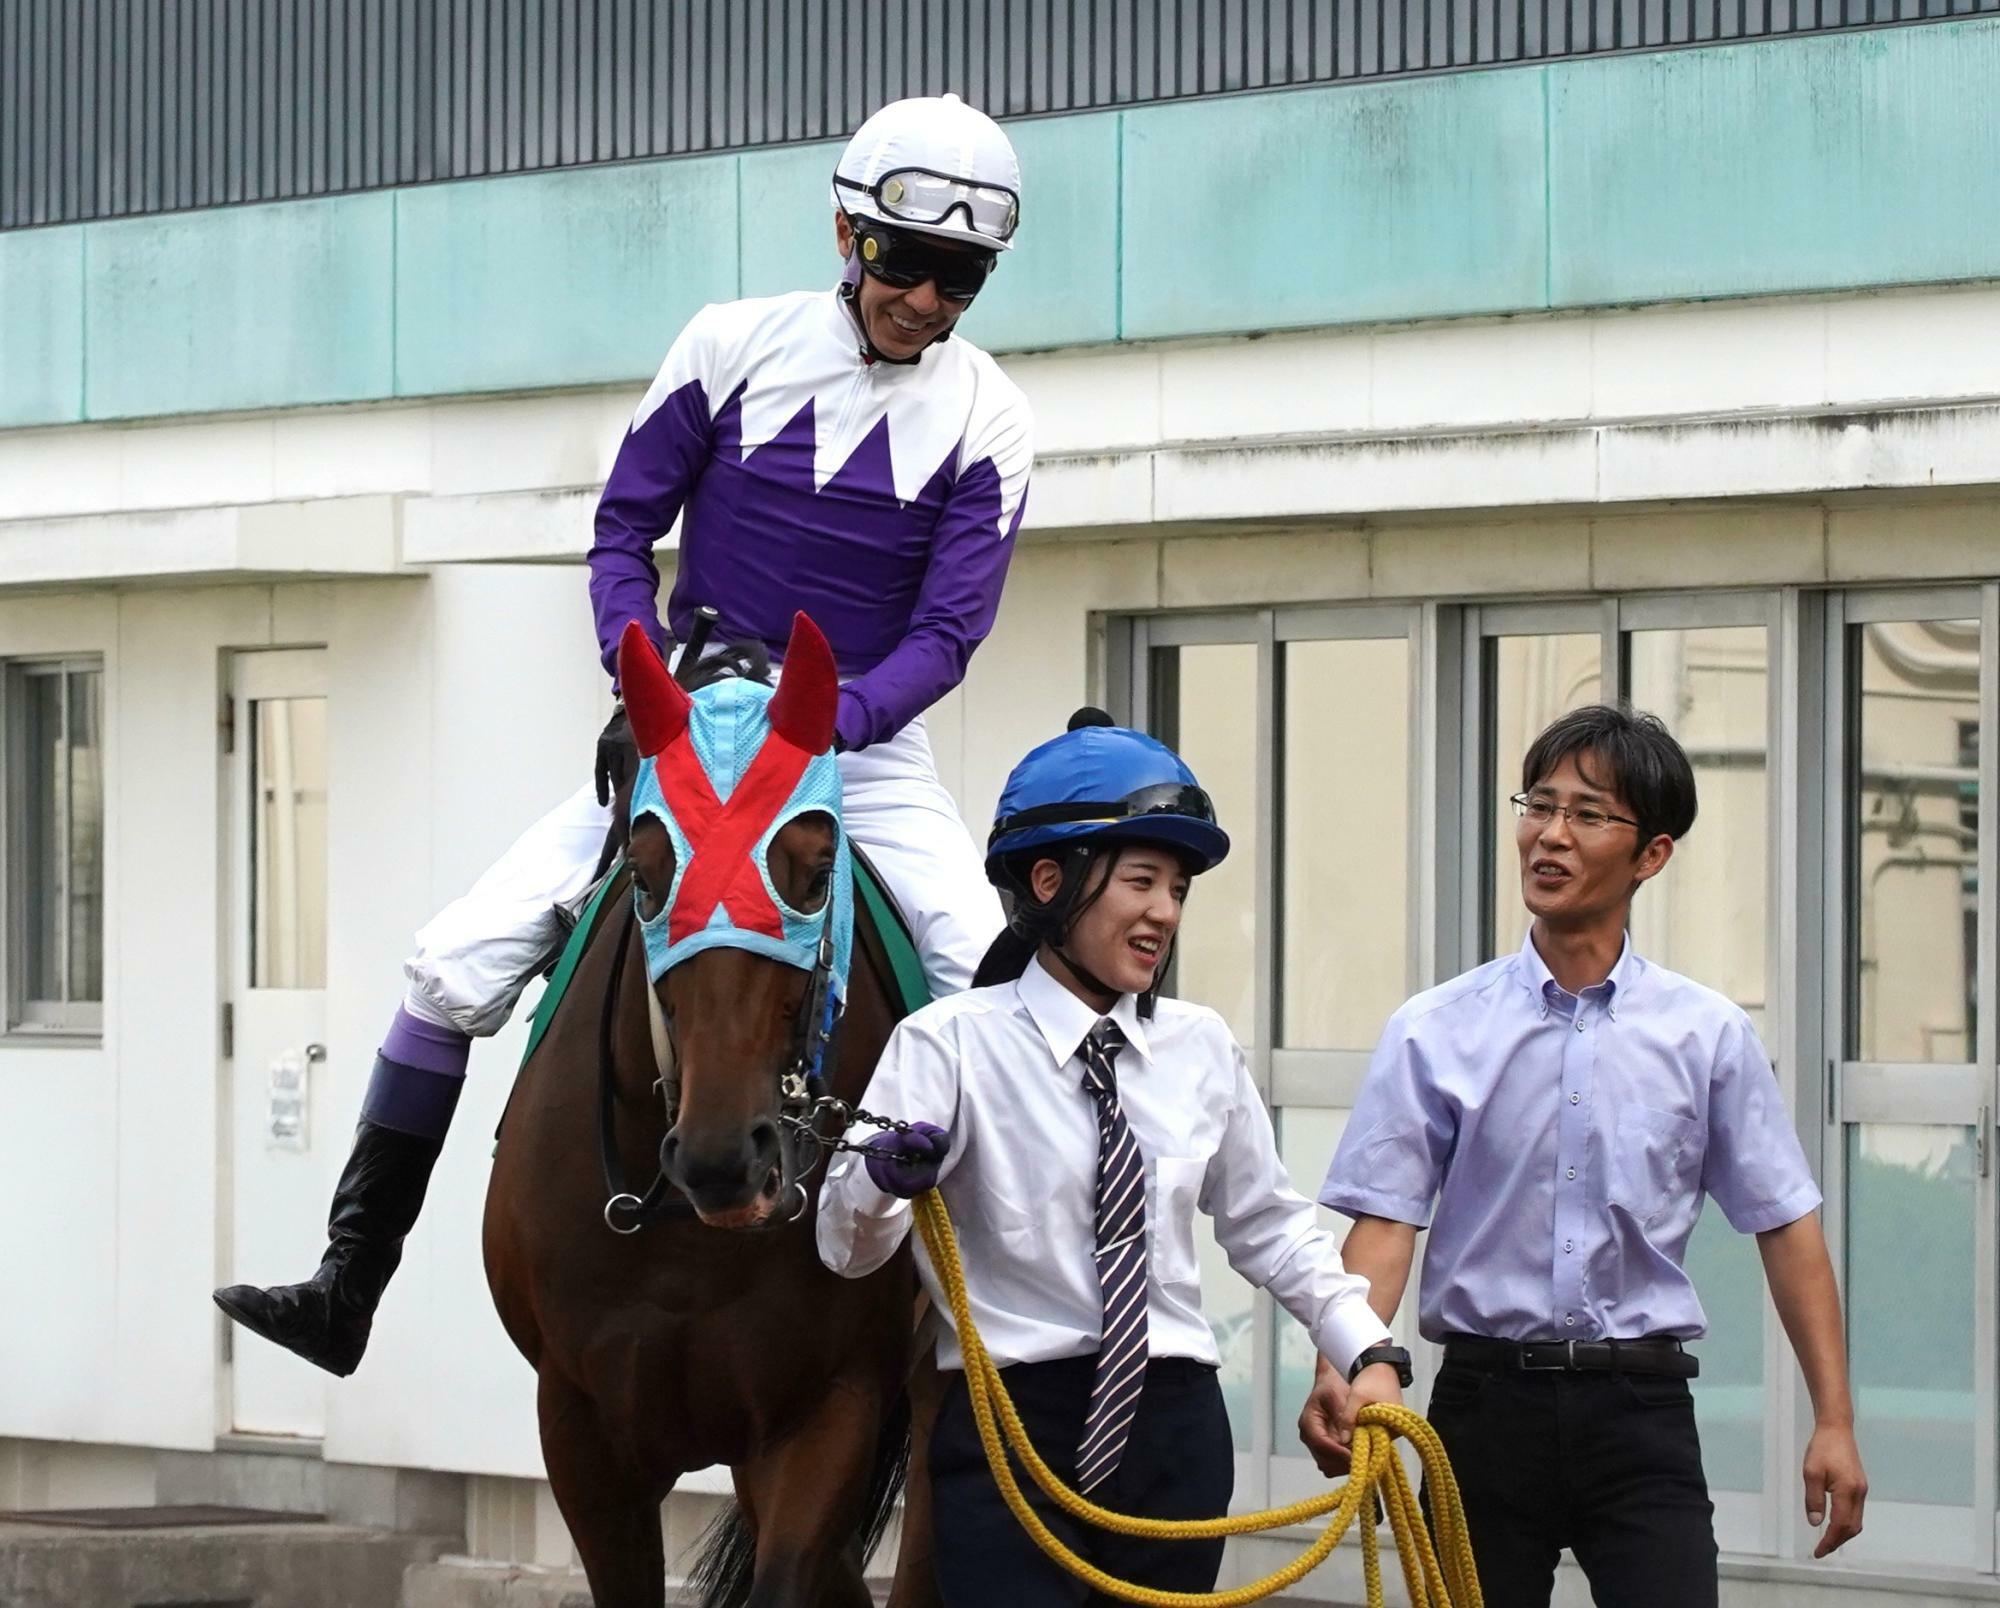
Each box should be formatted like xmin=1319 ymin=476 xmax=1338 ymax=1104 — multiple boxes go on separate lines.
xmin=1422 ymin=1359 xmax=1718 ymax=1608
xmin=930 ymin=1354 xmax=1234 ymax=1607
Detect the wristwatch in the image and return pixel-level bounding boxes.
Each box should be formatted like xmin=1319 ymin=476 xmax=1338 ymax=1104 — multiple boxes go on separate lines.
xmin=1347 ymin=1344 xmax=1414 ymax=1388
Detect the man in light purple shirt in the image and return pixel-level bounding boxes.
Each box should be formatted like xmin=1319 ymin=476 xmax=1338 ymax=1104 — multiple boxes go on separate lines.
xmin=1300 ymin=705 xmax=1868 ymax=1606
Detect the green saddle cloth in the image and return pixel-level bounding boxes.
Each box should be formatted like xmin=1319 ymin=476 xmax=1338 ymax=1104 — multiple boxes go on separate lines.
xmin=518 ymin=853 xmax=932 ymax=1072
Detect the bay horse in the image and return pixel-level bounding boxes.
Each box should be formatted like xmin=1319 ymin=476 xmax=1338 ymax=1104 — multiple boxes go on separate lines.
xmin=484 ymin=613 xmax=942 ymax=1608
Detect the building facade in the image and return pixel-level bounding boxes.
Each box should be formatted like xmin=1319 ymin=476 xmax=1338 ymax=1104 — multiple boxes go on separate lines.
xmin=3 ymin=4 xmax=1999 ymax=1600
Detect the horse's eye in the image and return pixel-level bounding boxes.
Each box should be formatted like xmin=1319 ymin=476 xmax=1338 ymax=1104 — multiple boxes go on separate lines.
xmin=795 ymin=865 xmax=833 ymax=913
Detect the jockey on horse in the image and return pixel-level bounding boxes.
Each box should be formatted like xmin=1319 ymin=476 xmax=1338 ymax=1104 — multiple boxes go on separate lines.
xmin=216 ymin=92 xmax=1033 ymax=1378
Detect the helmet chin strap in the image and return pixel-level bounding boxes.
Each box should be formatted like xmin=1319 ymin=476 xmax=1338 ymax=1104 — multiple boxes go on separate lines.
xmin=1046 ymin=941 xmax=1122 ymax=1008
xmin=837 ymin=247 xmax=951 ymax=365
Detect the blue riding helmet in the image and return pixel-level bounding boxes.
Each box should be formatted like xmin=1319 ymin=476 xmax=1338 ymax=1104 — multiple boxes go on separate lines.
xmin=984 ymin=712 xmax=1231 ymax=879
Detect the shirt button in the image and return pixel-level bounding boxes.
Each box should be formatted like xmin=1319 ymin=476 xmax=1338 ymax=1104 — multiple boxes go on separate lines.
xmin=1569 ymin=1092 xmax=1580 ymax=1105
xmin=1575 ymin=1019 xmax=1585 ymax=1033
xmin=1566 ymin=1167 xmax=1577 ymax=1180
xmin=1564 ymin=1240 xmax=1574 ymax=1253
xmin=1565 ymin=1314 xmax=1576 ymax=1327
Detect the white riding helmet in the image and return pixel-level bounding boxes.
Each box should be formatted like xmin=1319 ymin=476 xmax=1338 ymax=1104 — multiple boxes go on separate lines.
xmin=832 ymin=93 xmax=1022 ymax=253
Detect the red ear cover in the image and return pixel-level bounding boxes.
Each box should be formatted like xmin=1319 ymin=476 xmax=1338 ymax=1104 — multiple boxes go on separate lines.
xmin=766 ymin=612 xmax=839 ymax=753
xmin=618 ymin=621 xmax=692 ymax=756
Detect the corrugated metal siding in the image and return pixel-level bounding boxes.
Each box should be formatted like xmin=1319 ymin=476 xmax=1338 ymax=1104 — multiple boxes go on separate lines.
xmin=3 ymin=0 xmax=1995 ymax=230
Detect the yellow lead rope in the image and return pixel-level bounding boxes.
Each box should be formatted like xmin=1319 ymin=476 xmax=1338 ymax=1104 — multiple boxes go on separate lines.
xmin=911 ymin=1191 xmax=1483 ymax=1608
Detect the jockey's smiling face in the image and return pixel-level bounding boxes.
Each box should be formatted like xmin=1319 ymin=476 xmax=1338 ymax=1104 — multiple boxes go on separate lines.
xmin=1032 ymin=844 xmax=1192 ymax=1000
xmin=835 ymin=210 xmax=976 ymax=361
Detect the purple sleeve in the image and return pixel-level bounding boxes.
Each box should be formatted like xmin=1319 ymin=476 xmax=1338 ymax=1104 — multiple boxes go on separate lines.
xmin=833 ymin=399 xmax=1033 ymax=751
xmin=1318 ymin=1016 xmax=1454 ymax=1228
xmin=1700 ymin=1012 xmax=1823 ymax=1234
xmin=588 ymin=370 xmax=716 ymax=677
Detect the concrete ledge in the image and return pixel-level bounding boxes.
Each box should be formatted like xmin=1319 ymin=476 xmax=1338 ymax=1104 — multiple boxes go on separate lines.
xmin=155 ymin=1443 xmax=466 ymax=1539
xmin=0 ymin=1517 xmax=451 ymax=1608
xmin=0 ymin=495 xmax=407 ymax=587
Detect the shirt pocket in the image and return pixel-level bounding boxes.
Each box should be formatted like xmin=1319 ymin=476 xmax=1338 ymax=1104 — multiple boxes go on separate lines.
xmin=1606 ymin=1103 xmax=1699 ymax=1225
xmin=1147 ymin=1156 xmax=1209 ymax=1288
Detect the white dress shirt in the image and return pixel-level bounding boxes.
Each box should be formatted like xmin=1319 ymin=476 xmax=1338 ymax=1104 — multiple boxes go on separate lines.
xmin=816 ymin=954 xmax=1393 ymax=1375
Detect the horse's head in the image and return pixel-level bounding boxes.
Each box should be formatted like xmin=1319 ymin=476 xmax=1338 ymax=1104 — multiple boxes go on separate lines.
xmin=617 ymin=613 xmax=852 ymax=1230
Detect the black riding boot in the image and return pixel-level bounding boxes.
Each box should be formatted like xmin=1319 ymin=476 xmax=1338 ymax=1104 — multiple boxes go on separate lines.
xmin=214 ymin=1053 xmax=461 ymax=1378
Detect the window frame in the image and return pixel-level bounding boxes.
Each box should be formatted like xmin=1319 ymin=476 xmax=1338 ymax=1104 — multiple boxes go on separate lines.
xmin=2 ymin=656 xmax=106 ymax=1040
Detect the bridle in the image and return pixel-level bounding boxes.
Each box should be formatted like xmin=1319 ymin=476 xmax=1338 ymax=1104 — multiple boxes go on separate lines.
xmin=595 ymin=889 xmax=855 ymax=1234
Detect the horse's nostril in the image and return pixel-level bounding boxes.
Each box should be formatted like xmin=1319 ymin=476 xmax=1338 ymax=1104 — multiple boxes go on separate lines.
xmin=659 ymin=1129 xmax=682 ymax=1179
xmin=746 ymin=1118 xmax=783 ymax=1175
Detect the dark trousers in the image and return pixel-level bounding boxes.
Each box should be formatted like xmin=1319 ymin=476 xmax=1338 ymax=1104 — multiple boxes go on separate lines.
xmin=930 ymin=1354 xmax=1234 ymax=1607
xmin=1421 ymin=1359 xmax=1718 ymax=1608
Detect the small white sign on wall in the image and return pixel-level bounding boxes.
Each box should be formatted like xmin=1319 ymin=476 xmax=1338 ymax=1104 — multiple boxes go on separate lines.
xmin=265 ymin=1044 xmax=320 ymax=1151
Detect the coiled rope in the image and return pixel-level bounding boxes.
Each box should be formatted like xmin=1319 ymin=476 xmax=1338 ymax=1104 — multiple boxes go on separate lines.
xmin=910 ymin=1190 xmax=1483 ymax=1607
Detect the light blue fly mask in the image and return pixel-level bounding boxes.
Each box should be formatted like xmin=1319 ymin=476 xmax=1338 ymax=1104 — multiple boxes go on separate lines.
xmin=614 ymin=615 xmax=853 ymax=1020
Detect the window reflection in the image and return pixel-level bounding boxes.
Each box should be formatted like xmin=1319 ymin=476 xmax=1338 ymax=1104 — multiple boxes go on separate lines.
xmin=252 ymin=698 xmax=330 ymax=990
xmin=17 ymin=665 xmax=102 ymax=1011
xmin=1846 ymin=1123 xmax=1976 ymax=1508
xmin=66 ymin=669 xmax=104 ymax=1003
xmin=1852 ymin=621 xmax=1981 ymax=1063
xmin=1625 ymin=624 xmax=1771 ymax=1495
xmin=1489 ymin=633 xmax=1603 ymax=958
xmin=1153 ymin=644 xmax=1259 ymax=1046
xmin=1282 ymin=639 xmax=1408 ymax=1050
xmin=22 ymin=672 xmax=63 ymax=1003
xmin=1271 ymin=1106 xmax=1351 ymax=1456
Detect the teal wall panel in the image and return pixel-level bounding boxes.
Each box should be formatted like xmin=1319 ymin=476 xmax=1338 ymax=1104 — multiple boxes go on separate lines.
xmin=1119 ymin=72 xmax=1549 ymax=339
xmin=84 ymin=196 xmax=394 ymax=420
xmin=394 ymin=157 xmax=740 ymax=397
xmin=738 ymin=140 xmax=847 ymax=301
xmin=1549 ymin=18 xmax=2000 ymax=305
xmin=0 ymin=226 xmax=84 ymax=428
xmin=971 ymin=112 xmax=1120 ymax=352
xmin=4 ymin=19 xmax=1998 ymax=429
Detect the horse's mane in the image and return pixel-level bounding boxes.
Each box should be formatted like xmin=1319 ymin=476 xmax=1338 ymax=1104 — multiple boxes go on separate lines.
xmin=679 ymin=639 xmax=773 ymax=692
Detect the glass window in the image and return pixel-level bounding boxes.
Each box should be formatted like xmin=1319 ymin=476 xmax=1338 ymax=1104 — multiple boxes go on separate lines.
xmin=251 ymin=697 xmax=330 ymax=990
xmin=1281 ymin=639 xmax=1409 ymax=1050
xmin=6 ymin=661 xmax=104 ymax=1033
xmin=1488 ymin=633 xmax=1603 ymax=958
xmin=1627 ymin=627 xmax=1770 ymax=1032
xmin=1152 ymin=644 xmax=1259 ymax=1046
xmin=1271 ymin=1106 xmax=1352 ymax=1457
xmin=1627 ymin=624 xmax=1772 ymax=1495
xmin=1845 ymin=1123 xmax=1977 ymax=1509
xmin=1850 ymin=621 xmax=1981 ymax=1063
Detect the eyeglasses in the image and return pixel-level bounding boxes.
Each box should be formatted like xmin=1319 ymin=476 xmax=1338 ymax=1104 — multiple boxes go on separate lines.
xmin=849 ymin=220 xmax=995 ymax=302
xmin=1510 ymin=793 xmax=1640 ymax=832
xmin=835 ymin=168 xmax=1020 ymax=242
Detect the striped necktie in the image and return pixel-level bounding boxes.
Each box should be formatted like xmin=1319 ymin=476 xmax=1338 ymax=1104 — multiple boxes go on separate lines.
xmin=1075 ymin=1018 xmax=1149 ymax=1493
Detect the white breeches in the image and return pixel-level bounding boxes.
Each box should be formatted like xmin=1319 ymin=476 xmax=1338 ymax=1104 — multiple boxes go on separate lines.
xmin=402 ymin=713 xmax=1002 ymax=1038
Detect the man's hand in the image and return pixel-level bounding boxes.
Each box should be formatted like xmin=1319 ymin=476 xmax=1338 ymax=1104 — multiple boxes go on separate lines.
xmin=1340 ymin=1361 xmax=1405 ymax=1441
xmin=1803 ymin=1421 xmax=1867 ymax=1557
xmin=595 ymin=703 xmax=637 ymax=807
xmin=1297 ymin=1359 xmax=1353 ymax=1476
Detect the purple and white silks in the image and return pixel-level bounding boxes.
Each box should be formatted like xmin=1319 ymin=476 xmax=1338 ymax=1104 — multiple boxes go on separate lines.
xmin=589 ymin=290 xmax=1034 ymax=753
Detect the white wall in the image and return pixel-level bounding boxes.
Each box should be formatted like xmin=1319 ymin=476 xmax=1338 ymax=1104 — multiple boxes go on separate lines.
xmin=3 ymin=283 xmax=2000 ymax=1484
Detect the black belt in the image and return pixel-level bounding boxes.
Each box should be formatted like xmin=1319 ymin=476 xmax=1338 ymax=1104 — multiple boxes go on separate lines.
xmin=1442 ymin=1334 xmax=1699 ymax=1379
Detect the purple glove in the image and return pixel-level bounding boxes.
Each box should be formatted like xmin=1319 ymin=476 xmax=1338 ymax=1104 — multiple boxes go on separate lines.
xmin=863 ymin=1121 xmax=951 ymax=1199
